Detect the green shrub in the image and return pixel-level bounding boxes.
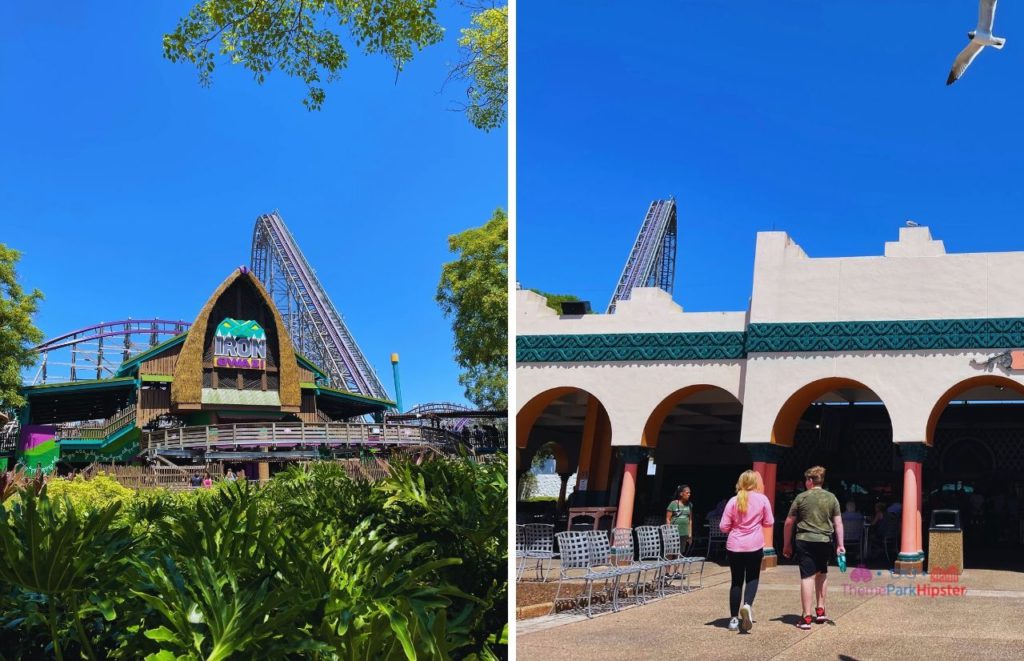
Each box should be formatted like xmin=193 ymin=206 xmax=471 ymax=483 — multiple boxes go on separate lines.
xmin=0 ymin=457 xmax=509 ymax=659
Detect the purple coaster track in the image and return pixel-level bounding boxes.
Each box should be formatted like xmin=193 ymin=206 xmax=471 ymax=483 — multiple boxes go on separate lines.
xmin=30 ymin=319 xmax=191 ymax=383
xmin=250 ymin=211 xmax=389 ymax=400
xmin=607 ymin=199 xmax=678 ymax=314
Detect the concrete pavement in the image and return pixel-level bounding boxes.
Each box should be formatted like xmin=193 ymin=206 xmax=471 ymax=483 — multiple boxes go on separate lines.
xmin=517 ymin=564 xmax=1024 ymax=660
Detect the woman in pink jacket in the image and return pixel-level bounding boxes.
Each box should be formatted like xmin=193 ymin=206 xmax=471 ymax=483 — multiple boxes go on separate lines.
xmin=720 ymin=469 xmax=774 ymax=633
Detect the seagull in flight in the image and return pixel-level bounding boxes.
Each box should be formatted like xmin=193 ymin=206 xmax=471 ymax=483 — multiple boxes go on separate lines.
xmin=947 ymin=0 xmax=1006 ymax=85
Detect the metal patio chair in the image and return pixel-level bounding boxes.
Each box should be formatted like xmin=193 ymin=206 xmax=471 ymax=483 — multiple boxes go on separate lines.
xmin=589 ymin=530 xmax=642 ymax=609
xmin=635 ymin=525 xmax=672 ymax=599
xmin=659 ymin=524 xmax=691 ymax=593
xmin=661 ymin=524 xmax=707 ymax=590
xmin=515 ymin=524 xmax=527 ymax=581
xmin=706 ymin=514 xmax=728 ymax=558
xmin=522 ymin=523 xmax=556 ymax=581
xmin=552 ymin=531 xmax=627 ymax=617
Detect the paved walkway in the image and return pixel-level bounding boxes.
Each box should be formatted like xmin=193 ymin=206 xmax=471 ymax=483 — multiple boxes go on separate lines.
xmin=517 ymin=564 xmax=1024 ymax=660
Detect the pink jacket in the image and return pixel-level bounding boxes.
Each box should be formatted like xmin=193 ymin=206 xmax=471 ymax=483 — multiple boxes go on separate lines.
xmin=720 ymin=491 xmax=774 ymax=552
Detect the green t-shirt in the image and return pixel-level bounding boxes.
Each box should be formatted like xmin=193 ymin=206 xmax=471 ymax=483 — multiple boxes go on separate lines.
xmin=667 ymin=500 xmax=693 ymax=537
xmin=788 ymin=488 xmax=841 ymax=543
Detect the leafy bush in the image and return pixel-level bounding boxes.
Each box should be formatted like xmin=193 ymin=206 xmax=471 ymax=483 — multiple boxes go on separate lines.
xmin=0 ymin=456 xmax=508 ymax=660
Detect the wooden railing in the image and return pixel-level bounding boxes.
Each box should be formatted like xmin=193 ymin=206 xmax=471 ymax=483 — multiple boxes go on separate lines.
xmin=141 ymin=422 xmax=451 ymax=454
xmin=0 ymin=421 xmax=19 ymax=453
xmin=56 ymin=405 xmax=137 ymax=441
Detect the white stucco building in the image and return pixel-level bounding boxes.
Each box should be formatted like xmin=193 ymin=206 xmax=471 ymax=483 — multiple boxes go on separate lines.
xmin=517 ymin=227 xmax=1024 ymax=572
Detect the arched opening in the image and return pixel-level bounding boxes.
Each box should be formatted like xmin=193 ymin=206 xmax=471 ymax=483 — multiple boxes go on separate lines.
xmin=925 ymin=375 xmax=1024 ymax=567
xmin=772 ymin=378 xmax=897 ymax=563
xmin=516 ymin=388 xmax=613 ymax=528
xmin=637 ymin=385 xmax=745 ymax=536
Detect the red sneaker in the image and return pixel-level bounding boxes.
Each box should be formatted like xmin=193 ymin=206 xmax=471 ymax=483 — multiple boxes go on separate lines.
xmin=814 ymin=607 xmax=827 ymax=623
xmin=797 ymin=614 xmax=813 ymax=630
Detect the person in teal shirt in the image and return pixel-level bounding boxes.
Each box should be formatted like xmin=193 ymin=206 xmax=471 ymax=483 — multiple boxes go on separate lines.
xmin=666 ymin=484 xmax=694 ymax=551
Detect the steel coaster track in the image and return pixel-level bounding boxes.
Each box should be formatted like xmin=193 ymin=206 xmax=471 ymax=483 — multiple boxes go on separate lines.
xmin=250 ymin=211 xmax=389 ymax=400
xmin=29 ymin=319 xmax=191 ymax=384
xmin=606 ymin=199 xmax=678 ymax=314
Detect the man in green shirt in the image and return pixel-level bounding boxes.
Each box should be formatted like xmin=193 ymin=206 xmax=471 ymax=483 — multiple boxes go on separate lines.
xmin=783 ymin=466 xmax=845 ymax=630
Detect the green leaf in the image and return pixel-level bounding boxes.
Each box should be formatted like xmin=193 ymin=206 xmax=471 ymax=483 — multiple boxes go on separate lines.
xmin=144 ymin=626 xmax=179 ymax=643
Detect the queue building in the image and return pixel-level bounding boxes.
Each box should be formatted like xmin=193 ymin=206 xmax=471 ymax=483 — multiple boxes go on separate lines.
xmin=10 ymin=267 xmax=398 ymax=476
xmin=517 ymin=226 xmax=1024 ymax=573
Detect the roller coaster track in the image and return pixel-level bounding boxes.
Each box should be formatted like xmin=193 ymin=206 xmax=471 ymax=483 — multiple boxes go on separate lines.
xmin=607 ymin=198 xmax=678 ymax=314
xmin=250 ymin=211 xmax=389 ymax=400
xmin=29 ymin=320 xmax=191 ymax=384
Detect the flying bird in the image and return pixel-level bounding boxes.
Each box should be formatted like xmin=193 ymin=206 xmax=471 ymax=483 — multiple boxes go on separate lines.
xmin=947 ymin=0 xmax=1006 ymax=85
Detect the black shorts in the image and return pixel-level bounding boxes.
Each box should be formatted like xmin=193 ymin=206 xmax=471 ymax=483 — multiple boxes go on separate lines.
xmin=795 ymin=539 xmax=833 ymax=579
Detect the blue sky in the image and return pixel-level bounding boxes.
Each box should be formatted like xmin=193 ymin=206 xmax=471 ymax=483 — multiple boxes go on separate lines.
xmin=1 ymin=2 xmax=506 ymax=409
xmin=518 ymin=1 xmax=1024 ymax=313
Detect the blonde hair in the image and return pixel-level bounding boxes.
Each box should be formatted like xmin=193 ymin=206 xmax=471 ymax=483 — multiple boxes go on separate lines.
xmin=736 ymin=470 xmax=760 ymax=513
xmin=805 ymin=466 xmax=826 ymax=486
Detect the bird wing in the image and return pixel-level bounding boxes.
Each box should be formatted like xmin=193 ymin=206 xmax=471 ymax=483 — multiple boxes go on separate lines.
xmin=947 ymin=40 xmax=985 ymax=85
xmin=977 ymin=0 xmax=998 ymax=33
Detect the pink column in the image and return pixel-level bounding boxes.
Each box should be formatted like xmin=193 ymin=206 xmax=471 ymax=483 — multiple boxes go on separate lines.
xmin=899 ymin=462 xmax=919 ymax=556
xmin=614 ymin=447 xmax=647 ymax=529
xmin=750 ymin=444 xmax=783 ymax=569
xmin=895 ymin=443 xmax=928 ymax=574
xmin=615 ymin=462 xmax=639 ymax=529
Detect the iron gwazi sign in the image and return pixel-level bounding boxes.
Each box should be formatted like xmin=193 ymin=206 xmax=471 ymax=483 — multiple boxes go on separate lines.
xmin=214 ymin=318 xmax=267 ymax=369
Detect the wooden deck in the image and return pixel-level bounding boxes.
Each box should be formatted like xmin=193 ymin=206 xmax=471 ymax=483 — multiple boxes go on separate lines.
xmin=141 ymin=421 xmax=450 ymax=455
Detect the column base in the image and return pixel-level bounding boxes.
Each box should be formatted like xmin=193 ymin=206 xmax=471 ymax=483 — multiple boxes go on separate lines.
xmin=894 ymin=551 xmax=925 ymax=575
xmin=761 ymin=548 xmax=778 ymax=569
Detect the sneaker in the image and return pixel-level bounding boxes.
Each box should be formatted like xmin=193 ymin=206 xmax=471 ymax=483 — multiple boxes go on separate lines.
xmin=739 ymin=604 xmax=753 ymax=632
xmin=728 ymin=617 xmax=739 ymax=631
xmin=796 ymin=614 xmax=813 ymax=630
xmin=814 ymin=607 xmax=827 ymax=623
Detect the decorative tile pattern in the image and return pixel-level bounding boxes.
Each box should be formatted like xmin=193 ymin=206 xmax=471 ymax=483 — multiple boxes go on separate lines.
xmin=518 ymin=317 xmax=1024 ymax=363
xmin=747 ymin=318 xmax=1024 ymax=353
xmin=516 ymin=332 xmax=746 ymax=363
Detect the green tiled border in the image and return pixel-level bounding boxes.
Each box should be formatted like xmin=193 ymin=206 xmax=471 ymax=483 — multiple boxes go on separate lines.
xmin=516 ymin=332 xmax=747 ymax=362
xmin=746 ymin=318 xmax=1024 ymax=353
xmin=517 ymin=317 xmax=1024 ymax=363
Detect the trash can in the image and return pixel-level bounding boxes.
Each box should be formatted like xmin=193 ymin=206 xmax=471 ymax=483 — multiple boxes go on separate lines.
xmin=928 ymin=509 xmax=963 ymax=575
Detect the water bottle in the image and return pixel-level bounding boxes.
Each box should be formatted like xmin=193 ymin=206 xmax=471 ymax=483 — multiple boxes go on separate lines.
xmin=838 ymin=552 xmax=847 ymax=573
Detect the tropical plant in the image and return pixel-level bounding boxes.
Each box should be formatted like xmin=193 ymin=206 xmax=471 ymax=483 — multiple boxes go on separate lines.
xmin=0 ymin=488 xmax=133 ymax=660
xmin=0 ymin=456 xmax=508 ymax=659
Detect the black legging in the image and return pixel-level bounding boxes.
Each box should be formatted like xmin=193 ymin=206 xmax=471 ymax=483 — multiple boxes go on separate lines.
xmin=727 ymin=549 xmax=764 ymax=617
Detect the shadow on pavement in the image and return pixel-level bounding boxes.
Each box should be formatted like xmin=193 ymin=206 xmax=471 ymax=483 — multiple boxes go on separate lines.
xmin=703 ymin=617 xmax=734 ymax=629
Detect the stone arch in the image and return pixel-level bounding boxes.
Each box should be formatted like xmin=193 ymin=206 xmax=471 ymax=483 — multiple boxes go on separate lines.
xmin=642 ymin=384 xmax=743 ymax=448
xmin=771 ymin=377 xmax=893 ymax=447
xmin=531 ymin=440 xmax=571 ymax=474
xmin=925 ymin=374 xmax=1024 ymax=447
xmin=938 ymin=437 xmax=996 ymax=477
xmin=515 ymin=386 xmax=614 ymax=498
xmin=516 ymin=386 xmax=576 ymax=450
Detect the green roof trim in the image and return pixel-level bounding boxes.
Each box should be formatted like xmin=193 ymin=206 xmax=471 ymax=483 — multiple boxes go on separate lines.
xmin=114 ymin=333 xmax=188 ymax=377
xmin=140 ymin=374 xmax=174 ymax=382
xmin=300 ymin=381 xmax=317 ymax=389
xmin=315 ymin=386 xmax=395 ymax=409
xmin=23 ymin=377 xmax=136 ymax=396
xmin=295 ymin=353 xmax=327 ymax=381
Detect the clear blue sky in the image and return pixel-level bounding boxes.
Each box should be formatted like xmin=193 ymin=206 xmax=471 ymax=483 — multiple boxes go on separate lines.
xmin=1 ymin=2 xmax=506 ymax=410
xmin=518 ymin=1 xmax=1024 ymax=313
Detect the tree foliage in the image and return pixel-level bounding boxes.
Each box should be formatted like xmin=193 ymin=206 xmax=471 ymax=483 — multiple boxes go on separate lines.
xmin=436 ymin=209 xmax=508 ymax=409
xmin=450 ymin=4 xmax=507 ymax=131
xmin=163 ymin=0 xmax=446 ymax=110
xmin=528 ymin=289 xmax=584 ymax=315
xmin=0 ymin=244 xmax=43 ymax=410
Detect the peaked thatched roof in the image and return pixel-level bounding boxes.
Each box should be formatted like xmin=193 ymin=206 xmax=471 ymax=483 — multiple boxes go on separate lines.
xmin=171 ymin=268 xmax=301 ymax=411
